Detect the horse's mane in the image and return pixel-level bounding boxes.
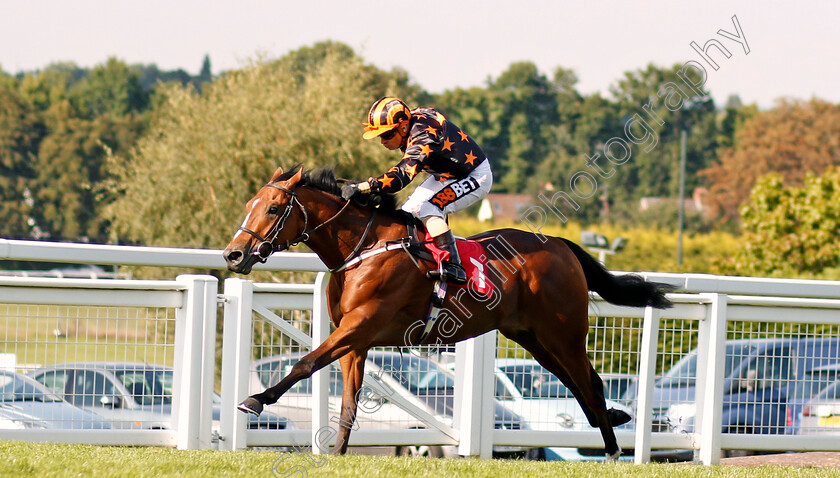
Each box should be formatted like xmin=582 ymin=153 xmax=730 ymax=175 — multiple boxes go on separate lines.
xmin=273 ymin=164 xmax=403 ymax=216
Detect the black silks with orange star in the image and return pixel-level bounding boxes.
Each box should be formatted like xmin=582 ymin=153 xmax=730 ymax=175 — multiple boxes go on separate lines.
xmin=367 ymin=107 xmax=487 ymax=194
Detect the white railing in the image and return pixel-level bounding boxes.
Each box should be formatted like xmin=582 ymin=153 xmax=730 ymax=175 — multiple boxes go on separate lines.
xmin=4 ymin=239 xmax=840 ymax=464
xmin=0 ymin=274 xmax=217 ymax=449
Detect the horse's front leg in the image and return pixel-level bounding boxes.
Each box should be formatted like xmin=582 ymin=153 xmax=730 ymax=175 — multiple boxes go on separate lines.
xmin=329 ymin=350 xmax=368 ymax=455
xmin=237 ymin=314 xmax=373 ymax=416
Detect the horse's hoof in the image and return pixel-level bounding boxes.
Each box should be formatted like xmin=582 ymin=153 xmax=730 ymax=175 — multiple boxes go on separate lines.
xmin=237 ymin=397 xmax=263 ymax=416
xmin=606 ymin=447 xmax=622 ymax=461
xmin=608 ymin=408 xmax=632 ymax=427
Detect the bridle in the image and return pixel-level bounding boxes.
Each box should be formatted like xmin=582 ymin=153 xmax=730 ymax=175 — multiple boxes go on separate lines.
xmin=236 ymin=182 xmax=377 ymax=271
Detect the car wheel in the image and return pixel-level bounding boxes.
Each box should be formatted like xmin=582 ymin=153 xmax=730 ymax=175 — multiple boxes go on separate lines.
xmin=396 ymin=445 xmax=444 ymax=458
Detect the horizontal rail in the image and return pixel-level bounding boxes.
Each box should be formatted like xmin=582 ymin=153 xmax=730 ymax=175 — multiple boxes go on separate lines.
xmin=0 ymin=276 xmax=183 ymax=290
xmin=252 ymin=283 xmax=318 ymax=294
xmin=0 ymin=278 xmax=185 ymax=308
xmin=0 ymin=238 xmax=327 ymax=272
xmin=718 ymin=434 xmax=840 ymax=452
xmin=0 ymin=430 xmax=176 ymax=446
xmin=638 ymin=272 xmax=840 ymax=300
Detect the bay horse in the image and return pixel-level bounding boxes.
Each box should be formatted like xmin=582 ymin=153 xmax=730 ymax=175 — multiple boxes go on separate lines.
xmin=223 ymin=165 xmax=673 ymax=459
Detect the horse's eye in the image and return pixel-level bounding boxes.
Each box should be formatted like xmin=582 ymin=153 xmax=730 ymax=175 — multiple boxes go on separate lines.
xmin=268 ymin=205 xmax=279 ymax=215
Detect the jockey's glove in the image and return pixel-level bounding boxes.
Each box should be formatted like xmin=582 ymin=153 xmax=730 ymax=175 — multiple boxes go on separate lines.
xmin=340 ymin=181 xmax=370 ymax=200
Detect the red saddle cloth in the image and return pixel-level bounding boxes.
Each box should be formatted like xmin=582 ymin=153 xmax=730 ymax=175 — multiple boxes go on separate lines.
xmin=423 ymin=233 xmax=493 ymax=296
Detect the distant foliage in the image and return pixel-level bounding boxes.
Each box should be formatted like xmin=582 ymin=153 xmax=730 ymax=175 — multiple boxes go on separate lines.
xmin=701 ymin=98 xmax=840 ymax=222
xmin=448 ymin=217 xmax=739 ymax=274
xmin=719 ymin=167 xmax=840 ymax=278
xmin=104 ymin=45 xmax=411 ymax=248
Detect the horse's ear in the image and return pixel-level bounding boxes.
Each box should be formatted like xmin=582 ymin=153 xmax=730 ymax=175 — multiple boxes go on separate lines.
xmin=287 ymin=167 xmax=304 ymax=186
xmin=270 ymin=166 xmax=285 ymax=182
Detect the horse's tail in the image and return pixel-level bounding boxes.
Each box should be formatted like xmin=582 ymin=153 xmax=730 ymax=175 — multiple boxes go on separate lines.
xmin=561 ymin=238 xmax=675 ymax=309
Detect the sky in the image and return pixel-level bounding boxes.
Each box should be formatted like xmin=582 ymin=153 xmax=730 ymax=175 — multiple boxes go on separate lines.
xmin=2 ymin=0 xmax=839 ymax=109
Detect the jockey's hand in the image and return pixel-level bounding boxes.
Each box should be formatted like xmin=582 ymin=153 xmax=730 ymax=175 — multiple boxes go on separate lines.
xmin=340 ymin=182 xmax=370 ymax=200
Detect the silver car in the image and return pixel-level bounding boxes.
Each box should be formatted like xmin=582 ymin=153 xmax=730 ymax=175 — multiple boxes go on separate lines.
xmin=0 ymin=369 xmax=110 ymax=429
xmin=29 ymin=362 xmax=291 ymax=433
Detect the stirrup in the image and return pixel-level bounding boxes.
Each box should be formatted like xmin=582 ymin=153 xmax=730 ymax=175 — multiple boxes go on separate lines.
xmin=426 ymin=263 xmax=467 ymax=285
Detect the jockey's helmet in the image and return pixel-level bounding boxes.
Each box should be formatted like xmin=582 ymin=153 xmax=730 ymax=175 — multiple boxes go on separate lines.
xmin=363 ymin=97 xmax=411 ymax=140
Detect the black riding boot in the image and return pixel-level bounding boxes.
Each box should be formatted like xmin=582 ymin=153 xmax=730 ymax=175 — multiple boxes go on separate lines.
xmin=432 ymin=231 xmax=467 ymax=285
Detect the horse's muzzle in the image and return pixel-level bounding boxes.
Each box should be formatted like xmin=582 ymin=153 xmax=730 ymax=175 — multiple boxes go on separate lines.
xmin=223 ymin=246 xmax=254 ymax=274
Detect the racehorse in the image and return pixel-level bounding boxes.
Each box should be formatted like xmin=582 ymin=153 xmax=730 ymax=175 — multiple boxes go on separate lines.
xmin=223 ymin=165 xmax=674 ymax=459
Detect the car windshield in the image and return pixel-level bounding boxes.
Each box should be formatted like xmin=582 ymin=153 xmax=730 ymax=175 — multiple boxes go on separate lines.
xmin=0 ymin=372 xmax=63 ymax=402
xmin=794 ymin=369 xmax=840 ymax=400
xmin=267 ymin=358 xmax=343 ymax=396
xmin=657 ymin=343 xmax=756 ymax=389
xmin=498 ymin=364 xmax=573 ymax=399
xmin=602 ymin=376 xmax=634 ymax=402
xmin=815 ymin=380 xmax=840 ymax=401
xmin=114 ymin=369 xmax=173 ymax=406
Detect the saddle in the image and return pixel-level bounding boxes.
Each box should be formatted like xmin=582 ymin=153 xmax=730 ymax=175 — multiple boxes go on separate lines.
xmin=402 ymin=217 xmax=492 ymax=297
xmin=332 ymin=213 xmax=492 ymax=346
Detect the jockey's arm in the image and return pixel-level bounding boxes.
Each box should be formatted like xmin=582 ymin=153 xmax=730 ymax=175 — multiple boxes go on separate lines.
xmin=367 ymin=132 xmax=434 ymax=194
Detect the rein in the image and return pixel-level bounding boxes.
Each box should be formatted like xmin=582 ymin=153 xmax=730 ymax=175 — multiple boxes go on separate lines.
xmin=236 ymin=183 xmax=377 ymax=270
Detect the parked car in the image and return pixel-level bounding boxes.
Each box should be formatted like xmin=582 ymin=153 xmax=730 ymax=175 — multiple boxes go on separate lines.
xmin=786 ymin=363 xmax=840 ymax=434
xmin=601 ymin=373 xmax=637 ymax=405
xmin=28 ymin=362 xmax=291 ymax=434
xmin=492 ymin=358 xmax=634 ymax=461
xmin=253 ymin=350 xmax=538 ymax=459
xmin=0 ymin=407 xmax=48 ymax=430
xmin=632 ymin=338 xmax=840 ymax=460
xmin=0 ymin=370 xmax=111 ymax=430
xmin=798 ymin=378 xmax=840 ymax=435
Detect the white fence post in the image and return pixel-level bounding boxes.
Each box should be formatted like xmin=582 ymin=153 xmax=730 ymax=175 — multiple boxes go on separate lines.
xmin=697 ymin=293 xmax=728 ymax=465
xmin=455 ymin=331 xmax=495 ymax=458
xmin=220 ymin=278 xmax=253 ymax=450
xmin=311 ymin=272 xmax=331 ymax=453
xmin=173 ymin=274 xmax=218 ymax=450
xmin=634 ymin=306 xmax=661 ymax=464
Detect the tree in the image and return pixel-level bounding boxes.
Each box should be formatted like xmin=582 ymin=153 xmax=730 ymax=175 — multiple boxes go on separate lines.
xmin=435 ymin=61 xmax=560 ymax=193
xmin=17 ymin=67 xmax=73 ymax=112
xmin=103 ymin=43 xmax=407 ymax=248
xmin=31 ymin=112 xmax=144 ymax=241
xmin=701 ymin=98 xmax=840 ymax=222
xmin=195 ymin=54 xmax=213 ymax=90
xmin=69 ymin=57 xmax=149 ymax=118
xmin=607 ymin=63 xmax=718 ymax=207
xmin=722 ymin=168 xmax=840 ymax=278
xmin=0 ymin=84 xmax=42 ymax=238
xmin=133 ymin=63 xmax=193 ymax=92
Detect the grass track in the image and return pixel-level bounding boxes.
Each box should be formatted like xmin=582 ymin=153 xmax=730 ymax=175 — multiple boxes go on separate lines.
xmin=1 ymin=442 xmax=838 ymax=478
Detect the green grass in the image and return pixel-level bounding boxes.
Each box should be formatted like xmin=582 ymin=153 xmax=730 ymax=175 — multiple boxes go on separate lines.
xmin=0 ymin=442 xmax=837 ymax=478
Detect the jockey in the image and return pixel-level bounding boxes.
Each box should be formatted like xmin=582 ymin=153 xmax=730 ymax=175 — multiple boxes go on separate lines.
xmin=341 ymin=96 xmax=493 ymax=285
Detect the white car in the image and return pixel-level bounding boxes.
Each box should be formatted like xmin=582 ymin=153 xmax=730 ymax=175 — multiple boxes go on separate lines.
xmin=492 ymin=358 xmax=634 ymax=461
xmin=251 ymin=351 xmax=536 ymax=458
xmin=798 ymin=379 xmax=840 ymax=435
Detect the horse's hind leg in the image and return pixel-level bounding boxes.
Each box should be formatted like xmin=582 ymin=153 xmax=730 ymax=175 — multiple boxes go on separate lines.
xmin=503 ymin=327 xmax=624 ymax=460
xmin=331 ymin=350 xmax=368 ymax=455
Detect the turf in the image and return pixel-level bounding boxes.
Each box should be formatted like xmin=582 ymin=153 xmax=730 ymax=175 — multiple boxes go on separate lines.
xmin=1 ymin=442 xmax=837 ymax=478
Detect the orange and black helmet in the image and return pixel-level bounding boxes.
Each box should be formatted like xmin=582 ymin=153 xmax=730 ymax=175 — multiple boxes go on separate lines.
xmin=363 ymin=96 xmax=411 ymax=140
